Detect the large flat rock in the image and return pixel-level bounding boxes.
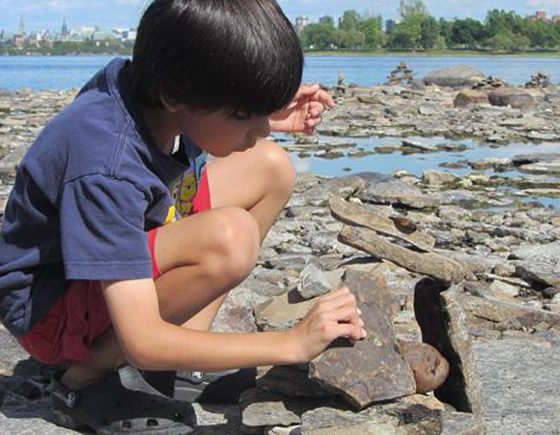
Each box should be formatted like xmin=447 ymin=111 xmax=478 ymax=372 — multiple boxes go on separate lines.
xmin=309 ymin=270 xmax=416 ymax=410
xmin=475 ymin=336 xmax=560 ymax=435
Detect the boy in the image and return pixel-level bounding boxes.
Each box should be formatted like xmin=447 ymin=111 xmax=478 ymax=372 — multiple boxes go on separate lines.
xmin=0 ymin=0 xmax=366 ymax=433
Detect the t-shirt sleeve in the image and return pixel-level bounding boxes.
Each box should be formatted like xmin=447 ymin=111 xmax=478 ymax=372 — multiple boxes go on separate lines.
xmin=59 ymin=174 xmax=152 ymax=281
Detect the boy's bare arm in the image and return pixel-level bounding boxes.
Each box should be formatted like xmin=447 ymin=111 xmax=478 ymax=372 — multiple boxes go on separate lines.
xmin=102 ymin=278 xmax=366 ymax=372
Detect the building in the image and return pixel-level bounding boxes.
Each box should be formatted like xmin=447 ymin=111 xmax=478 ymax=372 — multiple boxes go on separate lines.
xmin=385 ymin=19 xmax=397 ymax=33
xmin=61 ymin=18 xmax=70 ymax=36
xmin=295 ymin=16 xmax=310 ymax=34
xmin=535 ymin=10 xmax=547 ymax=20
xmin=13 ymin=14 xmax=25 ymax=48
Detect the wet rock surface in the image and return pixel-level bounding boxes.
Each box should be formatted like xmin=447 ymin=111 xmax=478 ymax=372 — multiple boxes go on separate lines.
xmin=2 ymin=85 xmax=560 ymax=433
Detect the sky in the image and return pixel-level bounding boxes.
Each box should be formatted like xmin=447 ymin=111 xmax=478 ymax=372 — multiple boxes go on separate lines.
xmin=0 ymin=0 xmax=559 ymax=34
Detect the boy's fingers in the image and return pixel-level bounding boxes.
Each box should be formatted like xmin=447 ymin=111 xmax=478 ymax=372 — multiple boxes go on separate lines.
xmin=332 ymin=323 xmax=367 ymax=341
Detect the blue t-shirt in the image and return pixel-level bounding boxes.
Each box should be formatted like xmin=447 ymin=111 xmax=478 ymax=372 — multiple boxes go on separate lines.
xmin=0 ymin=58 xmax=206 ymax=336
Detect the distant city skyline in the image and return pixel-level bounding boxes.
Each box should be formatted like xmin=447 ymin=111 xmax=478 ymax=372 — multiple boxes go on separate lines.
xmin=0 ymin=0 xmax=560 ymax=33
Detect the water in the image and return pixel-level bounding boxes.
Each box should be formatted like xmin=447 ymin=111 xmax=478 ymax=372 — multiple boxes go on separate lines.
xmin=1 ymin=54 xmax=559 ymax=91
xmin=1 ymin=54 xmax=559 ymax=208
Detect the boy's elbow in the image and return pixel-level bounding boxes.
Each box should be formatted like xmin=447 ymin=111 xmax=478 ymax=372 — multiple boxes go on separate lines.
xmin=119 ymin=328 xmax=164 ymax=370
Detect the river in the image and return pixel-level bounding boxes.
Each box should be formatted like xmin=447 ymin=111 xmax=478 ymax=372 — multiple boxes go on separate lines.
xmin=0 ymin=54 xmax=559 ymax=90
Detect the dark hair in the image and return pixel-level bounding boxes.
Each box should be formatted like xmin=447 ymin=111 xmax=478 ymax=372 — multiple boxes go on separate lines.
xmin=130 ymin=0 xmax=303 ymax=116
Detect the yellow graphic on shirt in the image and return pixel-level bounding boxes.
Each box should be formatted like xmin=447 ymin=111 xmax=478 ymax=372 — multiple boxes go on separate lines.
xmin=163 ymin=205 xmax=176 ymax=225
xmin=175 ymin=170 xmax=198 ymax=216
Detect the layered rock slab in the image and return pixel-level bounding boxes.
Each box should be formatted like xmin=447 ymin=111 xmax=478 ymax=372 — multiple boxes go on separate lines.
xmin=308 ymin=269 xmax=416 ymax=410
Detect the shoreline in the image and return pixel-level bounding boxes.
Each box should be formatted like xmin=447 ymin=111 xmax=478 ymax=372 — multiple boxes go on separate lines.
xmin=1 ymin=50 xmax=560 ymax=58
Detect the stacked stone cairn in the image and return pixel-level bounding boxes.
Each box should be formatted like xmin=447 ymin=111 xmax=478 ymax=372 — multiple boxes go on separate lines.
xmin=387 ymin=62 xmax=414 ymax=85
xmin=525 ymin=72 xmax=551 ymax=89
xmin=471 ymin=75 xmax=507 ymax=91
xmin=242 ymin=196 xmax=486 ymax=434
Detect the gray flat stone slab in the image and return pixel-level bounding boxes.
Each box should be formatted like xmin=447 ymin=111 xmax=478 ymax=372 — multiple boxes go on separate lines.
xmin=475 ymin=336 xmax=560 ymax=435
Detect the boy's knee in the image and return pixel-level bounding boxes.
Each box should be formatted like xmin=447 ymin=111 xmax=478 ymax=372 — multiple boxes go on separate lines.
xmin=206 ymin=207 xmax=259 ymax=283
xmin=258 ymin=140 xmax=296 ymax=196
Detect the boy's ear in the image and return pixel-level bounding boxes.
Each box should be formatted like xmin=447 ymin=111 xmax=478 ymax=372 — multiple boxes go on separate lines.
xmin=160 ymin=94 xmax=185 ymax=113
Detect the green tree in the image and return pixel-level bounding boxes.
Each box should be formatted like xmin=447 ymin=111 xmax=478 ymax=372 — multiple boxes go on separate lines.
xmin=339 ymin=10 xmax=361 ymax=32
xmin=359 ymin=16 xmax=383 ymax=48
xmin=525 ymin=19 xmax=559 ymax=49
xmin=451 ymin=18 xmax=485 ymax=48
xmin=300 ymin=22 xmax=336 ymax=50
xmin=340 ymin=29 xmax=366 ymax=49
xmin=319 ymin=16 xmax=335 ymax=26
xmin=438 ymin=18 xmax=453 ymax=46
xmin=420 ymin=16 xmax=439 ymax=48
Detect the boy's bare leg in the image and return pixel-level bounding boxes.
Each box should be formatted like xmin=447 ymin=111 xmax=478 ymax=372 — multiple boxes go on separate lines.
xmin=179 ymin=139 xmax=296 ymax=331
xmin=62 ymin=140 xmax=295 ymax=387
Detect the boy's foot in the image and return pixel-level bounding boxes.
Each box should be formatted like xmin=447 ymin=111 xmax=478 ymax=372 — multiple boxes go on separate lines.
xmin=50 ymin=366 xmax=196 ymax=434
xmin=143 ymin=368 xmax=256 ymax=404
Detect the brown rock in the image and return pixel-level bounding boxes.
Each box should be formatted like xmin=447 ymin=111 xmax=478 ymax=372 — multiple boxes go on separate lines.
xmin=487 ymin=88 xmax=535 ymax=109
xmin=329 ymin=197 xmax=435 ymax=252
xmin=399 ymin=341 xmax=450 ymax=394
xmin=338 ymin=225 xmax=467 ymax=284
xmin=308 ymin=270 xmax=416 ymax=410
xmin=454 ymin=90 xmax=489 ymax=107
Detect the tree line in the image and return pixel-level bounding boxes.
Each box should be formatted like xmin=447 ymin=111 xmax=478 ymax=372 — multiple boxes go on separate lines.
xmin=300 ymin=3 xmax=560 ymax=52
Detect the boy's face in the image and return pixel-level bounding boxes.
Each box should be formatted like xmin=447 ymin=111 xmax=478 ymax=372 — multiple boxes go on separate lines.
xmin=173 ymin=107 xmax=271 ymax=157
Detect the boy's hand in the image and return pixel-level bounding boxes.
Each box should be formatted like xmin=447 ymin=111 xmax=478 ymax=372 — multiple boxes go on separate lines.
xmin=288 ymin=286 xmax=367 ymax=363
xmin=269 ymin=84 xmax=335 ymax=134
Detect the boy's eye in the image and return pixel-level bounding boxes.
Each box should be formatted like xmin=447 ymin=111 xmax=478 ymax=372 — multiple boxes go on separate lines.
xmin=230 ymin=111 xmax=252 ymax=121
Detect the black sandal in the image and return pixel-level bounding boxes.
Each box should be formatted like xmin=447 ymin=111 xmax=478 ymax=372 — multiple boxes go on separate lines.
xmin=143 ymin=368 xmax=256 ymax=403
xmin=50 ymin=366 xmax=196 ymax=434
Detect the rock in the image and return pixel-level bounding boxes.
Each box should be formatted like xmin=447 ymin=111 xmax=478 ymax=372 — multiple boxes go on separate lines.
xmin=475 ymin=337 xmax=560 ymax=434
xmin=517 ymin=160 xmax=560 ymax=175
xmin=300 ymin=176 xmax=366 ymax=207
xmin=329 ymin=197 xmax=436 ymax=252
xmin=300 ymin=401 xmax=442 ymax=434
xmin=462 ymin=293 xmax=560 ymax=330
xmin=254 ymin=289 xmax=316 ymax=332
xmin=355 ymin=172 xmax=441 ymax=210
xmin=510 ymin=242 xmax=560 ymax=287
xmin=511 ymin=152 xmax=560 ymax=166
xmin=401 ymin=139 xmax=438 ymax=153
xmin=423 ymin=65 xmax=485 ymax=88
xmin=414 ymin=279 xmax=485 ymax=419
xmin=453 ymin=90 xmax=489 ymax=107
xmin=296 ymin=261 xmax=333 ymax=299
xmin=423 ymin=170 xmax=458 ymax=186
xmin=257 ymin=365 xmax=330 ymax=398
xmin=239 ymin=388 xmax=329 ymax=432
xmin=309 ymin=270 xmax=416 ymax=410
xmin=487 ymin=88 xmax=535 ymax=109
xmin=212 ymin=286 xmax=263 ymax=333
xmin=339 ymin=226 xmax=467 ymax=284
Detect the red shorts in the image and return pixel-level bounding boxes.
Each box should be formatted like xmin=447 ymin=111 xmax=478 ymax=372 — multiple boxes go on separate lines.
xmin=18 ymin=169 xmax=212 ymax=366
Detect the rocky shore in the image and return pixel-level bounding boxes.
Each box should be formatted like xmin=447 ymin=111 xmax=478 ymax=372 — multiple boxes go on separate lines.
xmin=1 ymin=67 xmax=560 ymax=434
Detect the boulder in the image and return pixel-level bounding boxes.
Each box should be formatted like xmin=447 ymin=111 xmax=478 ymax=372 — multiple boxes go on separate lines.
xmin=453 ymin=89 xmax=490 ymax=107
xmin=487 ymin=88 xmax=535 ymax=109
xmin=423 ymin=66 xmax=485 ymax=88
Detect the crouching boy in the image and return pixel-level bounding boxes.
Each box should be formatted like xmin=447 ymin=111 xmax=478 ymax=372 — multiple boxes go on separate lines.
xmin=0 ymin=0 xmax=366 ymax=433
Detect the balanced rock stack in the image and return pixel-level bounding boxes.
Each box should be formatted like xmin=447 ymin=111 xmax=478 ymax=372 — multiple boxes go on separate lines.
xmin=240 ymin=196 xmax=485 ymax=434
xmin=525 ymin=72 xmax=550 ymax=89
